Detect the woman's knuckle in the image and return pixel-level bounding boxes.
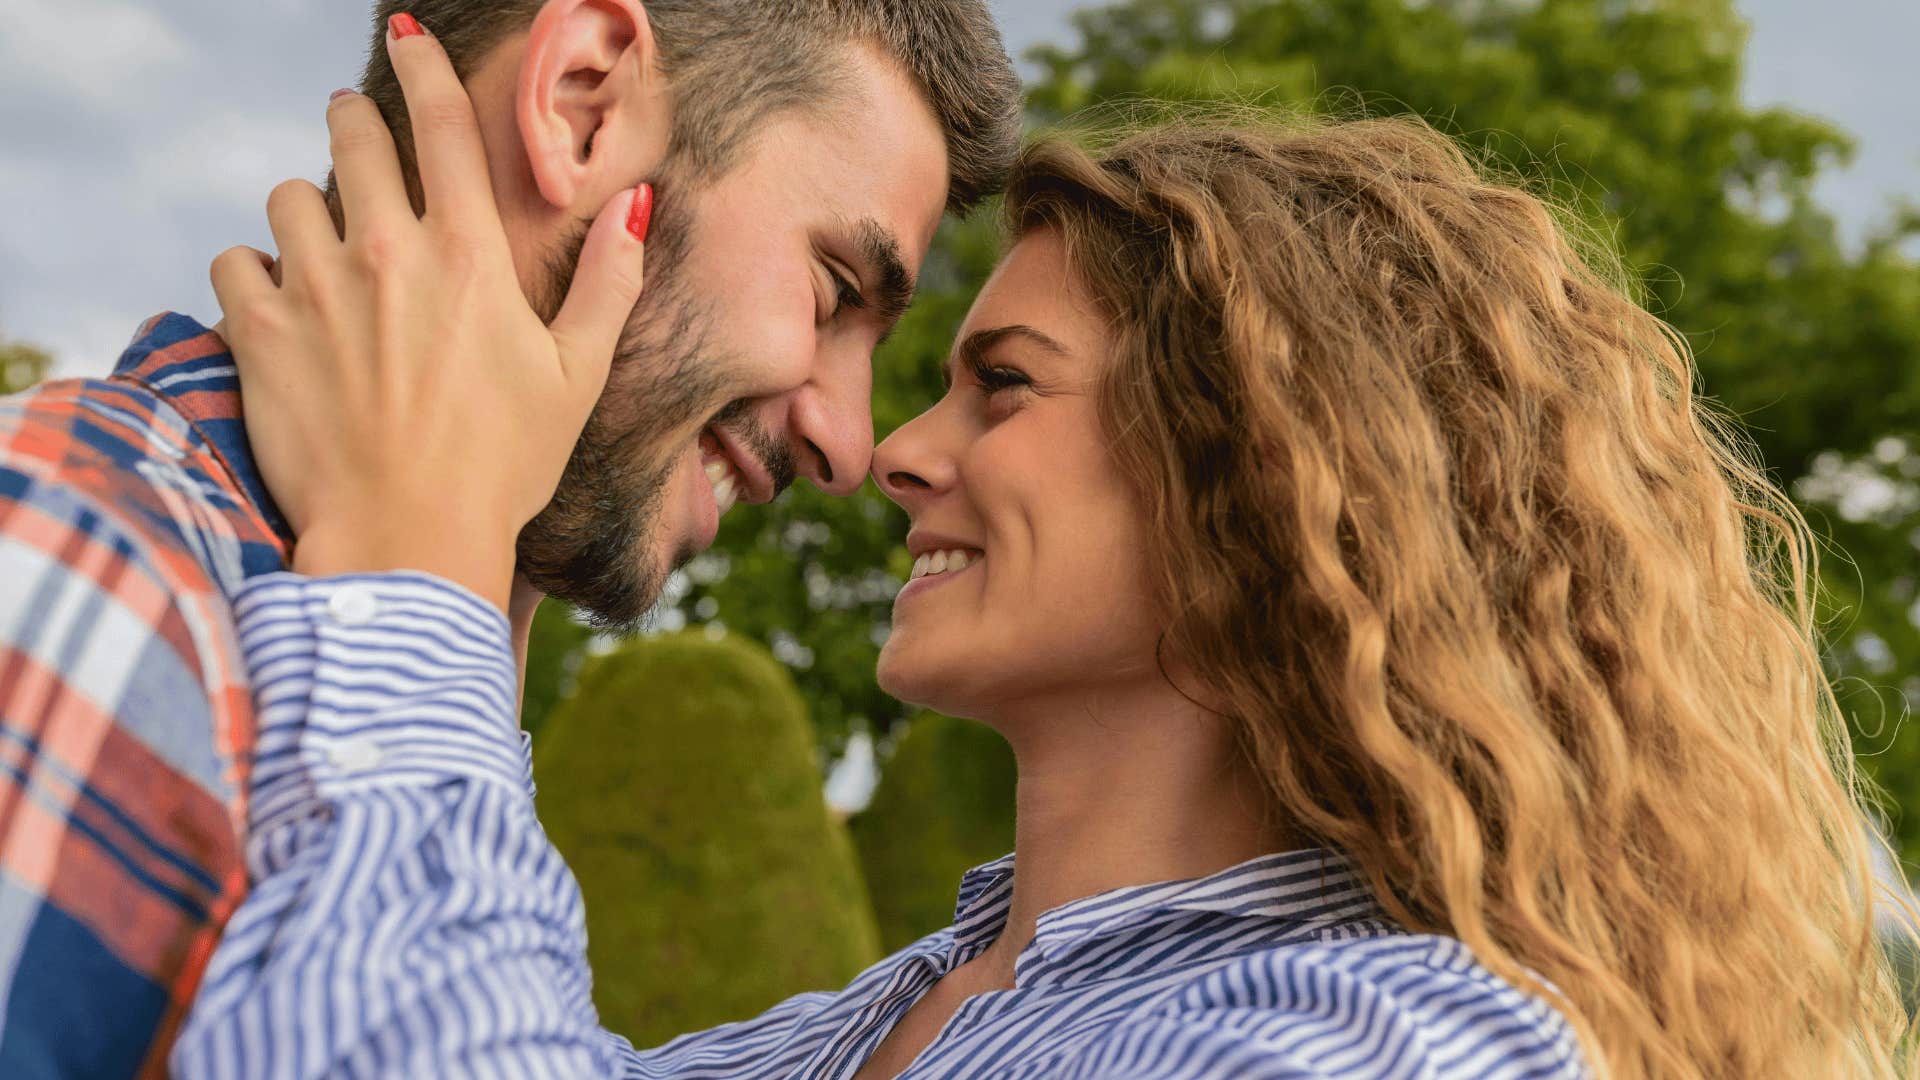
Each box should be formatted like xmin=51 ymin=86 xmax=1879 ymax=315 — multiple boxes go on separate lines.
xmin=329 ymin=118 xmax=385 ymax=155
xmin=211 ymin=245 xmax=250 ymax=274
xmin=353 ymin=226 xmax=401 ymax=269
xmin=267 ymin=178 xmax=316 ymax=215
xmin=434 ymin=231 xmax=489 ymax=274
xmin=414 ymin=98 xmax=476 ymax=139
xmin=226 ymin=292 xmax=282 ymax=339
xmin=295 ymin=267 xmax=342 ymax=316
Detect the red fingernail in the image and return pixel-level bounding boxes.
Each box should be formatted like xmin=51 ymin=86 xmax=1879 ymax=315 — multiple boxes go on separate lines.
xmin=627 ymin=183 xmax=654 ymax=242
xmin=389 ymin=13 xmax=425 ymax=39
xmin=330 ymin=88 xmax=356 ymax=102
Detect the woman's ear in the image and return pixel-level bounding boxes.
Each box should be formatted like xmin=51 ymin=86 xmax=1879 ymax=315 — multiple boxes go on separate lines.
xmin=517 ymin=0 xmax=669 ymax=211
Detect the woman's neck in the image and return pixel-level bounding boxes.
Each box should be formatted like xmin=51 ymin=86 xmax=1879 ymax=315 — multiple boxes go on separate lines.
xmin=966 ymin=681 xmax=1297 ymax=985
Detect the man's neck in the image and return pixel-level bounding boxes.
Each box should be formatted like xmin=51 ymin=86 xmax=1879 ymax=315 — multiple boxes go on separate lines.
xmin=508 ymin=574 xmax=545 ymax=717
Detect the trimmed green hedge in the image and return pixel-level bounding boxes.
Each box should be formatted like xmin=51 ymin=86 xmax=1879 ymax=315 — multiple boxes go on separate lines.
xmin=849 ymin=713 xmax=1017 ymax=952
xmin=535 ymin=633 xmax=881 ymax=1049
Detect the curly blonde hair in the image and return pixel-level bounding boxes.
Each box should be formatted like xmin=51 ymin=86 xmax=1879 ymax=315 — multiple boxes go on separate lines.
xmin=1003 ymin=112 xmax=1918 ymax=1077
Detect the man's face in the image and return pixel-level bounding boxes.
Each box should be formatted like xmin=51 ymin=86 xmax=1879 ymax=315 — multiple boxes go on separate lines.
xmin=517 ymin=45 xmax=951 ymax=629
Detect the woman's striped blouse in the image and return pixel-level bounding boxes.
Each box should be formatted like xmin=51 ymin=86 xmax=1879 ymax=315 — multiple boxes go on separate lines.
xmin=172 ymin=571 xmax=1596 ymax=1079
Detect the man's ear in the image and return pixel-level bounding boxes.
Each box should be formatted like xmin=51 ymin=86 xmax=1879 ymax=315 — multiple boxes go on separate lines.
xmin=517 ymin=0 xmax=669 ymax=211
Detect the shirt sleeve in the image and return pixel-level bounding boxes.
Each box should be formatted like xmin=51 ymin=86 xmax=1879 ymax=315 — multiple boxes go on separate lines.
xmin=0 ymin=475 xmax=251 ymax=1079
xmin=168 ymin=570 xmax=645 ymax=1079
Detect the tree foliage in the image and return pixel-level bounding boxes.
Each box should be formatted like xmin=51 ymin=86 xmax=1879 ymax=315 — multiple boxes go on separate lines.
xmin=542 ymin=0 xmax=1920 ymax=856
xmin=1022 ymin=0 xmax=1920 ymax=855
xmin=534 ymin=633 xmax=881 ymax=1048
xmin=1 ymin=338 xmax=52 ymax=395
xmin=849 ymin=713 xmax=1017 ymax=951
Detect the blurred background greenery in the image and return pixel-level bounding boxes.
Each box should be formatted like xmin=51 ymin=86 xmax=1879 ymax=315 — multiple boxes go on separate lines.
xmin=541 ymin=0 xmax=1920 ymax=1027
xmin=6 ymin=0 xmax=1916 ymax=1033
xmin=542 ymin=0 xmax=1920 ymax=861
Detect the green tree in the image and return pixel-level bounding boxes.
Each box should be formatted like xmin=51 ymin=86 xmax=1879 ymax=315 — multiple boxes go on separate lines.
xmin=849 ymin=713 xmax=1017 ymax=951
xmin=1022 ymin=0 xmax=1920 ymax=853
xmin=1 ymin=338 xmax=52 ymax=394
xmin=535 ymin=633 xmax=881 ymax=1048
xmin=676 ymin=0 xmax=1920 ymax=858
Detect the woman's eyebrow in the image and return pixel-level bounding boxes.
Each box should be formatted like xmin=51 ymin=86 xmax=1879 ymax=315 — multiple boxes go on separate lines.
xmin=943 ymin=324 xmax=1070 ymax=389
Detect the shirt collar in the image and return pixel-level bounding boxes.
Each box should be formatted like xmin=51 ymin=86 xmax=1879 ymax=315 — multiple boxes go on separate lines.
xmin=950 ymin=847 xmax=1388 ymax=973
xmin=113 ymin=312 xmax=292 ymax=545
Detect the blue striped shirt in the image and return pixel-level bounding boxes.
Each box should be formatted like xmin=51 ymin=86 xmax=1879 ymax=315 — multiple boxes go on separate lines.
xmin=171 ymin=571 xmax=1595 ymax=1079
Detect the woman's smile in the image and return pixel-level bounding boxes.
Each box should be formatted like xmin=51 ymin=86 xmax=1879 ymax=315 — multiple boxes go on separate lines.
xmin=895 ymin=547 xmax=985 ymax=603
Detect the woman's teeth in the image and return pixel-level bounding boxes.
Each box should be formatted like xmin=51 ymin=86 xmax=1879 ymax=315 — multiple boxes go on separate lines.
xmin=910 ymin=550 xmax=977 ymax=581
xmin=704 ymin=459 xmax=740 ymax=516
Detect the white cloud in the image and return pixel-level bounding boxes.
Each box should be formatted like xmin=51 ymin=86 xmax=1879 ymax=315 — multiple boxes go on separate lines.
xmin=0 ymin=0 xmax=1913 ymax=386
xmin=824 ymin=730 xmax=879 ymax=816
xmin=135 ymin=109 xmax=329 ymax=210
xmin=0 ymin=0 xmax=190 ymax=107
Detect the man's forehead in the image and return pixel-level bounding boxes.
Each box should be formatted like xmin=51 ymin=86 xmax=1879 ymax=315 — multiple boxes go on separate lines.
xmin=797 ymin=47 xmax=953 ymax=251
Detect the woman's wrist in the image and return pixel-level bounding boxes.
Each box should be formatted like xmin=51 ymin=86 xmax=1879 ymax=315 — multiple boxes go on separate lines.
xmin=291 ymin=519 xmax=517 ymax=615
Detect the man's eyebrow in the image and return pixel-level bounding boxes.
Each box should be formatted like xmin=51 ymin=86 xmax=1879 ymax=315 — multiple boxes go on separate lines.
xmin=852 ymin=217 xmax=916 ymax=327
xmin=943 ymin=324 xmax=1070 ymax=390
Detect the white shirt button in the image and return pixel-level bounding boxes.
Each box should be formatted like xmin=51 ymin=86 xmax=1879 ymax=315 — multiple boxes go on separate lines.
xmin=328 ymin=737 xmax=386 ymax=774
xmin=327 ymin=586 xmax=381 ymax=626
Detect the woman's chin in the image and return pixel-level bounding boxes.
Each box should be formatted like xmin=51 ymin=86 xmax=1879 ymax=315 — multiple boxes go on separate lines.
xmin=876 ymin=638 xmax=955 ymax=713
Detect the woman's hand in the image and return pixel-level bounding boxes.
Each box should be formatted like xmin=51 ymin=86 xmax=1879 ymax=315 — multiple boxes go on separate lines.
xmin=209 ymin=15 xmax=651 ymax=614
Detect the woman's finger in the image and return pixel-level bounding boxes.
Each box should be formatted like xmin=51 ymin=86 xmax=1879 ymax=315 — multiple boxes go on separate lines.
xmin=385 ymin=14 xmax=502 ymax=229
xmin=327 ymin=90 xmax=414 ymax=236
xmin=548 ymin=183 xmax=652 ymax=392
xmin=210 ymin=245 xmax=279 ymax=331
xmin=264 ymin=179 xmax=339 ymax=283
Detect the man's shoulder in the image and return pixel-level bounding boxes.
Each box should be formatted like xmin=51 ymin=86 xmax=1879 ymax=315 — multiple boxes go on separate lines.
xmin=6 ymin=372 xmax=181 ymax=471
xmin=2 ymin=374 xmax=279 ymax=595
xmin=1 ymin=373 xmax=267 ymax=820
xmin=0 ymin=377 xmax=261 ymax=1079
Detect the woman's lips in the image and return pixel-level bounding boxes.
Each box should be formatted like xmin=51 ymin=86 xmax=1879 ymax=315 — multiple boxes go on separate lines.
xmin=895 ymin=551 xmax=984 ymax=602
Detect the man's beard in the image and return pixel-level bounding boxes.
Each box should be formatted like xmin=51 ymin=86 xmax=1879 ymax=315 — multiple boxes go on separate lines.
xmin=515 ymin=188 xmax=726 ymax=632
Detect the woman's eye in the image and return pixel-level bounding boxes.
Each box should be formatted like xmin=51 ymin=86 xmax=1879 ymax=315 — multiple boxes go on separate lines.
xmin=969 ymin=358 xmax=1031 ymax=398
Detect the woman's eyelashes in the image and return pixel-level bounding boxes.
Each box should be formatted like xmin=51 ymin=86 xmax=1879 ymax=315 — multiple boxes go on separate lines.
xmin=968 ymin=355 xmax=1033 ymax=406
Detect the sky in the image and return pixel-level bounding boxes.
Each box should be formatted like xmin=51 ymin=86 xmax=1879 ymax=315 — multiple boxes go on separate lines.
xmin=0 ymin=0 xmax=1914 ymax=380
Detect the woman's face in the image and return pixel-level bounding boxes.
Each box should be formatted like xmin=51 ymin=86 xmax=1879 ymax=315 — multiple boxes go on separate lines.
xmin=872 ymin=229 xmax=1163 ymax=717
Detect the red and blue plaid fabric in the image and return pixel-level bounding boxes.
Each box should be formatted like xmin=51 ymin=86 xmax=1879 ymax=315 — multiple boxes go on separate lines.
xmin=0 ymin=313 xmax=288 ymax=1078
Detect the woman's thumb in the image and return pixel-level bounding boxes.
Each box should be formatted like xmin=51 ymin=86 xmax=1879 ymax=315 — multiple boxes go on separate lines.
xmin=549 ymin=182 xmax=651 ymax=386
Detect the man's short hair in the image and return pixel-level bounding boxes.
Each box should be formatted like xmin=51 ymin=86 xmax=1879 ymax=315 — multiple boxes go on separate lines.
xmin=357 ymin=0 xmax=1022 ymax=213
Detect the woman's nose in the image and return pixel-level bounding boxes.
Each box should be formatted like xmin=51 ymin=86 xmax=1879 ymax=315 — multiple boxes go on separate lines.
xmin=871 ymin=408 xmax=955 ymax=507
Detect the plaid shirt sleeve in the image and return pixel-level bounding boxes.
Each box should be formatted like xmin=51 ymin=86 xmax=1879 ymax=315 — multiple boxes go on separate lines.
xmin=0 ymin=380 xmax=259 ymax=1079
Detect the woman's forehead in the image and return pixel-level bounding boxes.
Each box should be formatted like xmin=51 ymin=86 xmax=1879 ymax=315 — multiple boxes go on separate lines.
xmin=964 ymin=231 xmax=1103 ymax=353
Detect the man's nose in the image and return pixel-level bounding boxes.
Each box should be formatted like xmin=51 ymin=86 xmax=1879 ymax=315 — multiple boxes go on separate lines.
xmin=785 ymin=384 xmax=875 ymax=498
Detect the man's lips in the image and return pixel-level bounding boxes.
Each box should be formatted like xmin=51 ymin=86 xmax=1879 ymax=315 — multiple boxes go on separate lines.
xmin=701 ymin=425 xmax=776 ymax=506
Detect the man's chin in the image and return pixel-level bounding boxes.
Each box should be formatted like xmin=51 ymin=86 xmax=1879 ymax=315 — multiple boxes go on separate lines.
xmin=548 ymin=588 xmax=657 ymax=637
xmin=516 ymin=546 xmax=662 ymax=635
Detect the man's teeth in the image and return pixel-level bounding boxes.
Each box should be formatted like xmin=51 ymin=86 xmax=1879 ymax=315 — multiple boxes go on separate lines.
xmin=704 ymin=459 xmax=739 ymax=516
xmin=910 ymin=550 xmax=977 ymax=581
